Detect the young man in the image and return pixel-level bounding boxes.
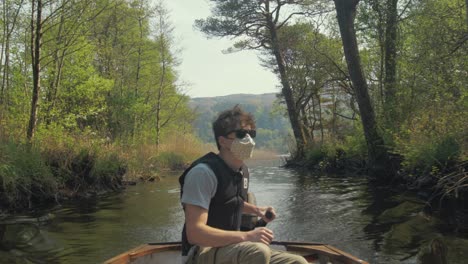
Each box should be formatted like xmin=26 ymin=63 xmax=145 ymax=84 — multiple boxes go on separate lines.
xmin=179 ymin=106 xmax=308 ymax=264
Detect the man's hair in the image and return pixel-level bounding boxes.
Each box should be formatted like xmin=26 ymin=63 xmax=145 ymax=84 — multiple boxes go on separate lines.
xmin=212 ymin=105 xmax=255 ymax=150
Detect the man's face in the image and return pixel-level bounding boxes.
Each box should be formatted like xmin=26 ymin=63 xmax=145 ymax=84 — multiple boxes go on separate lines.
xmin=219 ymin=123 xmax=254 ymax=151
xmin=226 ymin=123 xmax=257 ymax=161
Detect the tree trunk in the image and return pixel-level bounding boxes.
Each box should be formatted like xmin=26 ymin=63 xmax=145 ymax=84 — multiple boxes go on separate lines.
xmin=0 ymin=1 xmax=7 ymax=104
xmin=27 ymin=0 xmax=42 ymax=141
xmin=45 ymin=9 xmax=65 ymax=126
xmin=466 ymin=0 xmax=468 ymax=27
xmin=155 ymin=15 xmax=167 ymax=151
xmin=311 ymin=96 xmax=317 ymax=141
xmin=333 ymin=0 xmax=389 ymax=176
xmin=300 ymin=107 xmax=313 ymax=143
xmin=316 ymin=94 xmax=324 ymax=145
xmin=132 ymin=14 xmax=144 ymax=142
xmin=2 ymin=38 xmax=10 ymax=103
xmin=155 ymin=58 xmax=164 ymax=151
xmin=384 ymin=0 xmax=398 ymax=126
xmin=1 ymin=0 xmax=22 ymax=105
xmin=369 ymin=0 xmax=385 ymax=110
xmin=331 ymin=85 xmax=337 ymax=138
xmin=265 ymin=2 xmax=305 ymax=159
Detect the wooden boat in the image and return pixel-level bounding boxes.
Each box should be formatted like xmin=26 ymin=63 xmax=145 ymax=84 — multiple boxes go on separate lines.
xmin=104 ymin=241 xmax=369 ymax=264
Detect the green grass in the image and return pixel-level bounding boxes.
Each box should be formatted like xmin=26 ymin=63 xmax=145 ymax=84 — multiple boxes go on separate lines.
xmin=0 ymin=141 xmax=57 ymax=209
xmin=0 ymin=137 xmax=127 ymax=211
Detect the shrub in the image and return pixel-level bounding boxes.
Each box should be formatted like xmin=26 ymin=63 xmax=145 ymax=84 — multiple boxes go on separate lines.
xmin=395 ymin=101 xmax=466 ymax=173
xmin=154 ymin=151 xmax=186 ymax=170
xmin=305 ymin=147 xmax=326 ymax=165
xmin=433 ymin=137 xmax=461 ymax=167
xmin=400 ymin=135 xmax=462 ymax=173
xmin=341 ymin=125 xmax=368 ymax=160
xmin=0 ymin=141 xmax=57 ymax=209
xmin=43 ymin=144 xmax=126 ymax=191
xmin=92 ymin=151 xmax=126 ymax=189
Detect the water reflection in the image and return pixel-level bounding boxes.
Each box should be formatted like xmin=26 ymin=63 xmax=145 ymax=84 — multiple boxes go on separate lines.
xmin=1 ymin=159 xmax=468 ymax=263
xmin=46 ymin=172 xmax=184 ymax=263
xmin=1 ymin=222 xmax=62 ymax=263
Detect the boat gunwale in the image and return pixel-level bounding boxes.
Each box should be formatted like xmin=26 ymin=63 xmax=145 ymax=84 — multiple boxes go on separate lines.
xmin=103 ymin=241 xmax=369 ymax=264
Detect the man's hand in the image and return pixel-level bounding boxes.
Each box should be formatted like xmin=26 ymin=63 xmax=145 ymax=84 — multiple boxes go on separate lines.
xmin=245 ymin=227 xmax=274 ymax=245
xmin=257 ymin=206 xmax=276 ymax=223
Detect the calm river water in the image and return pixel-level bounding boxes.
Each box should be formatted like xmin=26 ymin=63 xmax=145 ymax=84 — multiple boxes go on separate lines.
xmin=1 ymin=158 xmax=468 ymax=263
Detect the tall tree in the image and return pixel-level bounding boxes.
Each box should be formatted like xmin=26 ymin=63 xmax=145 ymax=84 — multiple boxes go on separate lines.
xmin=154 ymin=3 xmax=173 ymax=149
xmin=357 ymin=0 xmax=406 ymax=124
xmin=272 ymin=23 xmax=351 ymax=145
xmin=42 ymin=0 xmax=106 ymax=126
xmin=383 ymin=0 xmax=398 ymax=126
xmin=27 ymin=0 xmax=43 ymax=141
xmin=129 ymin=0 xmax=154 ymax=141
xmin=1 ymin=0 xmax=24 ymax=106
xmin=466 ymin=0 xmax=468 ymax=26
xmin=195 ymin=0 xmax=321 ymax=158
xmin=151 ymin=3 xmax=191 ymax=149
xmin=333 ymin=0 xmax=390 ymax=176
xmin=27 ymin=0 xmax=107 ymax=140
xmin=90 ymin=0 xmax=147 ymax=140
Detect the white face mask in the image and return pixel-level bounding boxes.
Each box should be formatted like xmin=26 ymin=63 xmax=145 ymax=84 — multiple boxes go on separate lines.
xmin=230 ymin=134 xmax=255 ymax=160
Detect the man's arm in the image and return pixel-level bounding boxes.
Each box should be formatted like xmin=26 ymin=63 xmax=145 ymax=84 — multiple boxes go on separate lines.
xmin=185 ymin=203 xmax=274 ymax=247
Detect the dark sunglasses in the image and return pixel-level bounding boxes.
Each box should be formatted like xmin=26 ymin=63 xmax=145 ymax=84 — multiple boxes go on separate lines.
xmin=226 ymin=129 xmax=256 ymax=139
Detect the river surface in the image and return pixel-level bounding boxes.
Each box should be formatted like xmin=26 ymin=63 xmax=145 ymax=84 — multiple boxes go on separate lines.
xmin=1 ymin=158 xmax=468 ymax=263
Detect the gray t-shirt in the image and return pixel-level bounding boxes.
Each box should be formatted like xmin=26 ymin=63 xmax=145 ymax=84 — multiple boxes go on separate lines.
xmin=181 ymin=163 xmax=218 ymax=209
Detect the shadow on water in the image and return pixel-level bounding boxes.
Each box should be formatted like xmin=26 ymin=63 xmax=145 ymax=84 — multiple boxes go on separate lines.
xmin=2 ymin=160 xmax=468 ymax=263
xmin=1 ymin=171 xmax=185 ymax=263
xmin=0 ymin=222 xmax=62 ymax=264
xmin=248 ymin=159 xmax=468 ymax=264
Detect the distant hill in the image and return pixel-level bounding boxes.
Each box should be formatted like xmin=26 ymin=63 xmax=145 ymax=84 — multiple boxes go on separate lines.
xmin=190 ymin=93 xmax=278 ymax=108
xmin=189 ymin=93 xmax=292 ymax=152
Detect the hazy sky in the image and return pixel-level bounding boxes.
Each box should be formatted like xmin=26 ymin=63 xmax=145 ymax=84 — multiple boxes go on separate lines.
xmin=163 ymin=0 xmax=279 ymax=98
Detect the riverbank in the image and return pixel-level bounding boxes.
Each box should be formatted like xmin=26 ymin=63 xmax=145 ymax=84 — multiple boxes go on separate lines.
xmin=0 ymin=139 xmax=124 ymax=213
xmin=0 ymin=135 xmax=206 ymax=213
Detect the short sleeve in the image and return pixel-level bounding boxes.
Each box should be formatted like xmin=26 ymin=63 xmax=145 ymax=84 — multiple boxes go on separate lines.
xmin=181 ymin=163 xmax=217 ymax=210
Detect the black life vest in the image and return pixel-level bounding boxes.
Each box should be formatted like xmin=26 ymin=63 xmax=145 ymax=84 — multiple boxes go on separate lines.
xmin=179 ymin=152 xmax=248 ymax=255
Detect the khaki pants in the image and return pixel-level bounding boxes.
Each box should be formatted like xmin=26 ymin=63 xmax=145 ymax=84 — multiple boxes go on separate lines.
xmin=188 ymin=242 xmax=309 ymax=264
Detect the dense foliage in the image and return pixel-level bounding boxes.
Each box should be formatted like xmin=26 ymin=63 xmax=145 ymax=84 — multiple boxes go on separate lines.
xmin=1 ymin=0 xmax=193 ymax=144
xmin=0 ymin=0 xmax=201 ymax=211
